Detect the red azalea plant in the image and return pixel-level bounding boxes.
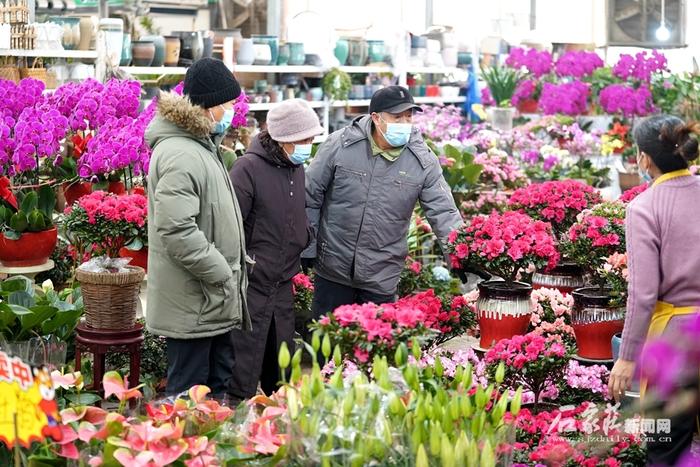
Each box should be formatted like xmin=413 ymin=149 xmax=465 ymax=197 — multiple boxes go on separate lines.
xmin=447 ymin=211 xmax=560 ymax=284
xmin=562 ymin=202 xmax=626 ymax=292
xmin=313 ymin=290 xmax=475 ymax=371
xmin=63 ymin=190 xmax=147 ymax=259
xmin=485 ymin=332 xmax=572 ymax=409
xmin=508 ymin=180 xmax=602 ymax=238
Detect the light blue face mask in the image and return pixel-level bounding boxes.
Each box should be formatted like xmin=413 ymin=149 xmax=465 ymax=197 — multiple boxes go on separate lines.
xmin=211 ymin=106 xmax=235 ymax=135
xmin=379 ymin=116 xmax=412 ymax=147
xmin=638 ymin=153 xmax=653 ymax=183
xmin=288 ymin=143 xmax=312 ymax=165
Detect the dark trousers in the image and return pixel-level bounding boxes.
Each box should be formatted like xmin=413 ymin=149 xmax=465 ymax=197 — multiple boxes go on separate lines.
xmin=165 ymin=329 xmax=235 ymax=399
xmin=229 ymin=281 xmax=295 ymax=399
xmin=311 ymin=275 xmax=396 ymax=321
xmin=646 ymin=384 xmax=699 ymax=466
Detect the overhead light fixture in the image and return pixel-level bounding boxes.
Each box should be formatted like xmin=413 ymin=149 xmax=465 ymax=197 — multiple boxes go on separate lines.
xmin=656 ymin=0 xmax=671 ymax=41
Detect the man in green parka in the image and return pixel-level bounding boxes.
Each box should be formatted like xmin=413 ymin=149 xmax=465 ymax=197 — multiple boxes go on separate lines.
xmin=145 ymin=58 xmax=251 ymax=398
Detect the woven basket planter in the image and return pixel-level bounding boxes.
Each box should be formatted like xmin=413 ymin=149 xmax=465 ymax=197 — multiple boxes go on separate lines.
xmin=76 ymin=266 xmax=145 ymax=330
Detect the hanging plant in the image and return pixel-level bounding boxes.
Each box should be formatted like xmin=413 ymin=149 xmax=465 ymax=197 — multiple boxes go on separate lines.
xmin=322 ymin=67 xmax=352 ymax=103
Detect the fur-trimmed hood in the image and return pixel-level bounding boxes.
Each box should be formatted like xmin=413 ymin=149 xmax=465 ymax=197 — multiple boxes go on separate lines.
xmin=145 ymin=92 xmax=216 ymax=150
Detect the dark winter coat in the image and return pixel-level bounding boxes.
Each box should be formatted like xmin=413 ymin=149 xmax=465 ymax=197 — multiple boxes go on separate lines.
xmin=229 ymin=134 xmax=311 ymax=287
xmin=227 ymin=133 xmax=308 ymax=398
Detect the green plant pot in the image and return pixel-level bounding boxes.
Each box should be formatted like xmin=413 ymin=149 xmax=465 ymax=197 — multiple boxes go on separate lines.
xmin=288 ymin=42 xmax=305 ymax=66
xmin=367 ymin=39 xmax=385 ymax=63
xmin=334 ymin=39 xmax=349 ymax=65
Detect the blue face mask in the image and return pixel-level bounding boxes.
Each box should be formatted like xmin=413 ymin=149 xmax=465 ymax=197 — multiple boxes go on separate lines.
xmin=379 ymin=116 xmax=412 ymax=147
xmin=211 ymin=107 xmax=235 ymax=135
xmin=288 ymin=143 xmax=312 ymax=165
xmin=638 ymin=154 xmax=653 ymax=183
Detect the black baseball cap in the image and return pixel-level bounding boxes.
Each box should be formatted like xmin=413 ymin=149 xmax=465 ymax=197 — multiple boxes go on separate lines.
xmin=369 ymin=85 xmax=423 ymax=114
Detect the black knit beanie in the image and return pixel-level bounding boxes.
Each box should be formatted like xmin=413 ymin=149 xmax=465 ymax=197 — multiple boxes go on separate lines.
xmin=183 ymin=58 xmax=241 ymax=109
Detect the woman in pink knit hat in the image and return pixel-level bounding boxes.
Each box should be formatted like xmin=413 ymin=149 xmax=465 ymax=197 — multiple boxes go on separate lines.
xmin=228 ymin=99 xmax=323 ymax=400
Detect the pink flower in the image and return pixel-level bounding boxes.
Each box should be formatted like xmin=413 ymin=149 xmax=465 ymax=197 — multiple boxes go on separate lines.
xmin=409 ymin=261 xmax=422 ymax=275
xmin=353 ymin=347 xmax=369 ymax=363
xmin=455 ymin=243 xmax=469 ymax=259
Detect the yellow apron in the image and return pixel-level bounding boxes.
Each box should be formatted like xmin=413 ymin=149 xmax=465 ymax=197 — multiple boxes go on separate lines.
xmin=640 ymin=301 xmax=697 ymax=399
xmin=637 ymin=169 xmax=695 ymax=399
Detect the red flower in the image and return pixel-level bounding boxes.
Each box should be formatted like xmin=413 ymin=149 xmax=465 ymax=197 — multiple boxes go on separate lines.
xmin=0 ymin=177 xmax=17 ymax=210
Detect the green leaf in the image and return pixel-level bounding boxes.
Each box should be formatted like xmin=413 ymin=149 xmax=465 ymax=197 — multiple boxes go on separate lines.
xmin=463 ymin=164 xmax=484 ymax=185
xmin=19 ymin=305 xmax=57 ymax=336
xmin=41 ymin=308 xmax=82 ymax=337
xmin=9 ymin=291 xmax=35 ymax=308
xmin=8 ymin=304 xmax=32 ymax=316
xmin=2 ymin=276 xmax=33 ymax=294
xmin=9 ymin=212 xmax=28 ymax=233
xmin=0 ymin=303 xmax=17 ymax=329
xmin=19 ymin=190 xmax=38 ymax=214
xmin=65 ymin=392 xmax=102 ymax=405
xmin=443 ymin=144 xmax=462 ymax=159
xmin=37 ymin=185 xmax=55 ymax=219
xmin=27 ymin=210 xmax=47 ymax=232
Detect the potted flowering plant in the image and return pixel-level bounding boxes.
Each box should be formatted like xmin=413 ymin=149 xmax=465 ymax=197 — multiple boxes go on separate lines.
xmin=447 ymin=211 xmax=560 ymax=348
xmin=0 ymin=79 xmax=69 ymax=267
xmin=481 ymin=65 xmax=523 ymax=131
xmin=485 ymin=332 xmax=571 ymax=410
xmin=64 ymin=191 xmax=147 ymax=330
xmin=474 ymin=147 xmax=529 ymax=191
xmin=562 ymin=201 xmax=627 ymax=359
xmin=508 ymin=179 xmax=602 ymax=294
xmin=292 ymin=272 xmax=314 ymax=340
xmin=505 ymin=47 xmax=553 ymax=113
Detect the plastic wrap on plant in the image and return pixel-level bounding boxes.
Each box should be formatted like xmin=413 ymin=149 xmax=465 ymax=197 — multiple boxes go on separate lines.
xmin=78 ymin=256 xmax=132 ymax=273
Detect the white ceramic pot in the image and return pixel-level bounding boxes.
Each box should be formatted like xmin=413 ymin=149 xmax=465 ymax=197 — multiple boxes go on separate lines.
xmin=236 ymin=38 xmax=255 ymax=65
xmin=487 ymin=107 xmax=516 ymax=132
xmin=441 ymin=47 xmax=458 ymax=67
xmin=253 ymin=43 xmax=271 ymax=65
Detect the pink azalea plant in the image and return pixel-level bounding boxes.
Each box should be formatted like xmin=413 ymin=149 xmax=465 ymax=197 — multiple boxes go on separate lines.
xmin=618 ymin=182 xmax=648 ymax=203
xmin=292 ymin=273 xmax=314 ymax=319
xmin=597 ymin=252 xmax=628 ymax=307
xmin=563 ymin=201 xmax=626 ymax=291
xmin=460 ymin=190 xmax=509 ymax=218
xmin=63 ymin=190 xmax=147 ymax=259
xmin=313 ymin=289 xmax=474 ymax=371
xmin=474 ymin=148 xmax=529 ymax=190
xmin=508 ymin=180 xmax=602 ymax=237
xmin=484 ymin=333 xmax=572 ymax=409
xmin=447 ymin=211 xmax=560 ymax=284
xmin=529 ymin=287 xmax=574 ymax=327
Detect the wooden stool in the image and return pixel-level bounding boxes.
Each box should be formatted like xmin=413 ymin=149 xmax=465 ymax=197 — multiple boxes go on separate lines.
xmin=75 ymin=323 xmax=144 ymax=394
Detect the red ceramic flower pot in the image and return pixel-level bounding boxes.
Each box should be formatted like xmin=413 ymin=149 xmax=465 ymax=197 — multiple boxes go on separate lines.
xmin=63 ymin=181 xmax=93 ymax=207
xmin=119 ymin=247 xmax=148 ymax=272
xmin=476 ymin=281 xmax=532 ymax=348
xmin=107 ymin=181 xmax=126 ymax=195
xmin=571 ymin=287 xmax=625 ymax=360
xmin=0 ymin=227 xmax=58 ymax=267
xmin=532 ymin=263 xmax=586 ymax=296
xmin=517 ymin=98 xmax=538 ymax=114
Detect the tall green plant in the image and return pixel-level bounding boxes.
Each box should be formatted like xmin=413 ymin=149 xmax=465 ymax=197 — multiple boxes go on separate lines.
xmin=0 ymin=185 xmax=55 ymax=240
xmin=480 ymin=66 xmax=522 ymax=107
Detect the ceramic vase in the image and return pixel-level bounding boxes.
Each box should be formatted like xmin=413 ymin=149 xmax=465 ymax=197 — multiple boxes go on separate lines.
xmin=367 ymin=39 xmax=385 ymax=63
xmin=164 ymin=36 xmax=180 ymax=66
xmin=253 ymin=43 xmax=272 ymax=65
xmin=131 ymin=40 xmax=155 ymax=67
xmin=532 ymin=263 xmax=586 ymax=296
xmin=277 ymin=43 xmax=290 ymax=65
xmin=476 ymin=281 xmax=532 ymax=349
xmin=288 ymin=42 xmax=305 ymax=65
xmin=236 ymin=38 xmax=255 ymax=65
xmin=120 ymin=33 xmax=132 ymax=66
xmin=347 ymin=38 xmax=367 ymax=66
xmin=571 ymin=287 xmax=625 ymax=360
xmin=78 ymin=16 xmax=96 ymax=51
xmin=142 ymin=35 xmax=165 ymax=67
xmin=334 ymin=39 xmax=349 ymax=65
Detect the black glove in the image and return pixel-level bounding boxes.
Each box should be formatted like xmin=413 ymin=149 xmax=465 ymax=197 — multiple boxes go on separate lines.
xmin=300 ymin=257 xmax=315 ymax=274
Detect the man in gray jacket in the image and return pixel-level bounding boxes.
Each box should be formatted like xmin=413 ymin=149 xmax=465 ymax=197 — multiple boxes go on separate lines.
xmin=304 ymin=85 xmax=462 ymax=319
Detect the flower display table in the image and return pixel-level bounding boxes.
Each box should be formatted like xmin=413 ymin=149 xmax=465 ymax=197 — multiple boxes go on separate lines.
xmin=74 ymin=323 xmax=144 ymax=397
xmin=0 ymin=259 xmax=54 ymax=279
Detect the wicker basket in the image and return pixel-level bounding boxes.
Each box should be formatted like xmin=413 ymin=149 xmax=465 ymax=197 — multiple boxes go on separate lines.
xmin=0 ymin=65 xmax=20 ymax=83
xmin=19 ymin=58 xmax=50 ymax=86
xmin=76 ymin=266 xmax=145 ymax=330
